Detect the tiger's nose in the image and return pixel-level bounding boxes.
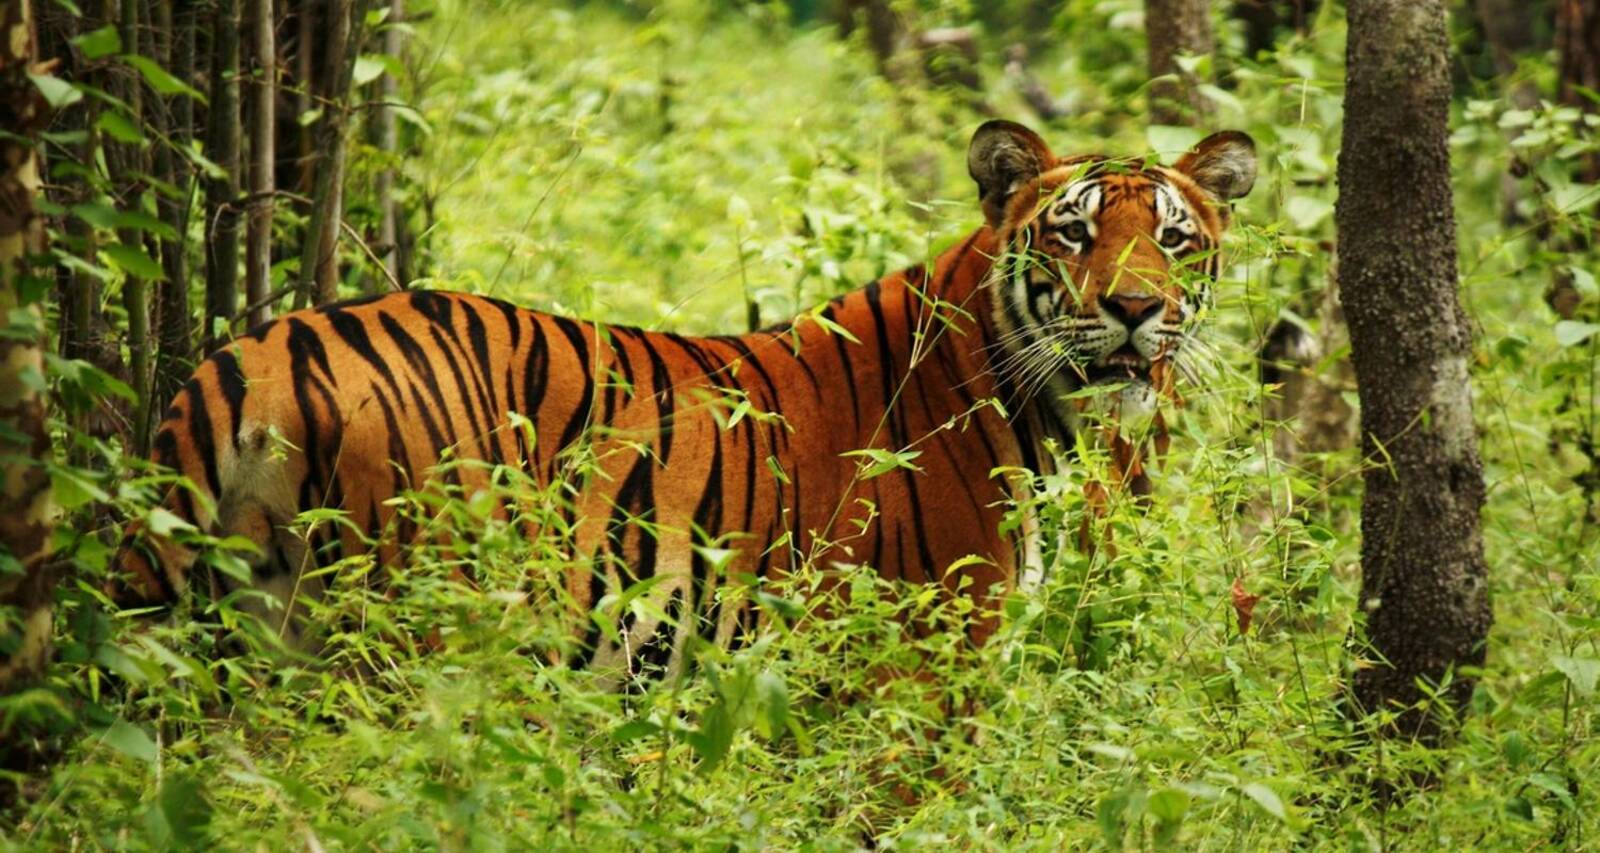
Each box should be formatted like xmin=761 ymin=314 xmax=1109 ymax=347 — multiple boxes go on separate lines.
xmin=1100 ymin=293 xmax=1164 ymax=329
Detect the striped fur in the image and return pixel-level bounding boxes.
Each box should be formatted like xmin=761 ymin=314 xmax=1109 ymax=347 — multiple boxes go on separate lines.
xmin=111 ymin=122 xmax=1255 ymax=681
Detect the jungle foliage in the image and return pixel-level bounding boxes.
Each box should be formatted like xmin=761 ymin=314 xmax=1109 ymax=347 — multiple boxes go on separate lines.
xmin=1 ymin=0 xmax=1598 ymax=847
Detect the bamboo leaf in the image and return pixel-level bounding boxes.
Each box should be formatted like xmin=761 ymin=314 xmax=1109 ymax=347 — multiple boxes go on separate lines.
xmin=103 ymin=242 xmax=166 ymax=281
xmin=124 ymin=55 xmax=206 ymax=102
xmin=73 ymin=25 xmax=122 ymax=60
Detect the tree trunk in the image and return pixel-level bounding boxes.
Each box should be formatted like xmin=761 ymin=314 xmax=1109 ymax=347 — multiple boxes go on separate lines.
xmin=372 ymin=0 xmax=402 ymax=292
xmin=1337 ymin=0 xmax=1492 ymax=741
xmin=841 ymin=0 xmax=904 ymax=77
xmin=0 ymin=0 xmax=59 ymax=695
xmin=1233 ymin=1 xmax=1321 ymax=58
xmin=297 ymin=0 xmax=361 ymax=307
xmin=152 ymin=0 xmax=197 ymax=412
xmin=1146 ymin=0 xmax=1214 ymax=125
xmin=296 ymin=0 xmax=315 ymax=195
xmin=204 ymin=0 xmax=241 ymax=347
xmin=113 ymin=0 xmax=153 ymax=452
xmin=57 ymin=15 xmax=99 ymax=369
xmin=1557 ymin=0 xmax=1600 ymax=182
xmin=245 ymin=0 xmax=276 ymax=326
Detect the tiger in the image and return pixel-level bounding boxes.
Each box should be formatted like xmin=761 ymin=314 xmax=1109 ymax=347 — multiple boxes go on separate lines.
xmin=110 ymin=120 xmax=1257 ymax=681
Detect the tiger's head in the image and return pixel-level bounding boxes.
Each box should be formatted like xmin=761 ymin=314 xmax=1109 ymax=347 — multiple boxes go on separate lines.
xmin=967 ymin=120 xmax=1257 ymax=427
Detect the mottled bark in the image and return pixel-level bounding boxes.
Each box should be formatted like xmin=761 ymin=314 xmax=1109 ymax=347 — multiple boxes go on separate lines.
xmin=1337 ymin=0 xmax=1492 ymax=740
xmin=0 ymin=0 xmax=59 ymax=694
xmin=245 ymin=0 xmax=275 ymax=325
xmin=204 ymin=0 xmax=241 ymax=345
xmin=1146 ymin=0 xmax=1214 ymax=126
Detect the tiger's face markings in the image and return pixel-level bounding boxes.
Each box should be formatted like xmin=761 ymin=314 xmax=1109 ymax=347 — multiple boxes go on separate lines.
xmin=967 ymin=121 xmax=1257 ymax=423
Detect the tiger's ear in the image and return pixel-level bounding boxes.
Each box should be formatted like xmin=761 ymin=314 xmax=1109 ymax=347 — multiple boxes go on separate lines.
xmin=1175 ymin=131 xmax=1258 ymax=202
xmin=968 ymin=120 xmax=1055 ymax=228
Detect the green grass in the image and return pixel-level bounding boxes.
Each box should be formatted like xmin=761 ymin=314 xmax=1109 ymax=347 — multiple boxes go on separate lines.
xmin=8 ymin=1 xmax=1599 ymax=848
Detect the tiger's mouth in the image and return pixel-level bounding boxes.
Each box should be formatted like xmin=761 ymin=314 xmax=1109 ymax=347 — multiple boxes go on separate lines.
xmin=1084 ymin=344 xmax=1152 ymax=385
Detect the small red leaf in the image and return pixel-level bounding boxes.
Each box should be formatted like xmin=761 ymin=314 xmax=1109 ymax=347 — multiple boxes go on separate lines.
xmin=1231 ymin=578 xmax=1261 ymax=635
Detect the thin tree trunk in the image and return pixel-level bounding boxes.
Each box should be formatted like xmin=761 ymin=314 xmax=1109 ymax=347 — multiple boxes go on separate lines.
xmin=298 ymin=0 xmax=361 ymax=307
xmin=1234 ymin=1 xmax=1321 ymax=58
xmin=204 ymin=0 xmax=242 ymax=347
xmin=246 ymin=0 xmax=276 ymax=326
xmin=296 ymin=0 xmax=315 ymax=195
xmin=113 ymin=0 xmax=153 ymax=453
xmin=1557 ymin=1 xmax=1600 ymax=183
xmin=1146 ymin=0 xmax=1214 ymax=126
xmin=1337 ymin=0 xmax=1492 ymax=741
xmin=152 ymin=0 xmax=196 ymax=420
xmin=59 ymin=30 xmax=99 ymax=367
xmin=372 ymin=0 xmax=403 ymax=292
xmin=0 ymin=0 xmax=59 ymax=696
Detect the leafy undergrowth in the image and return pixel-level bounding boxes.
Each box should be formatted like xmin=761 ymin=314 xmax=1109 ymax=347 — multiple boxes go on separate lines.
xmin=8 ymin=1 xmax=1598 ymax=848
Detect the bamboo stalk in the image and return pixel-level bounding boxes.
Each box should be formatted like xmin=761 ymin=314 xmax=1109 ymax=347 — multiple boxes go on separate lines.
xmin=203 ymin=0 xmax=242 ymax=347
xmin=245 ymin=0 xmax=276 ymax=327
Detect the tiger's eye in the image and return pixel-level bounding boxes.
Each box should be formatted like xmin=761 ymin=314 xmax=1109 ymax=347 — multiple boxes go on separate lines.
xmin=1160 ymin=227 xmax=1187 ymax=248
xmin=1062 ymin=221 xmax=1090 ymax=243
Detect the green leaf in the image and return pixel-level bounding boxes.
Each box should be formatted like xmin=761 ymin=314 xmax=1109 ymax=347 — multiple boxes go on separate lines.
xmin=757 ymin=671 xmax=788 ymax=738
xmin=688 ymin=703 xmax=734 ymax=775
xmin=71 ymin=204 xmax=177 ymax=239
xmin=690 ymin=545 xmax=737 ymax=576
xmin=808 ymin=306 xmax=861 ymax=344
xmin=49 ymin=464 xmax=110 ymax=511
xmin=95 ymin=111 xmax=146 ymax=144
xmin=104 ymin=242 xmax=165 ymax=280
xmin=1505 ymin=796 xmax=1534 ymax=821
xmin=726 ymin=194 xmax=752 ymax=227
xmin=1146 ymin=125 xmax=1201 ymax=165
xmin=841 ymin=448 xmax=922 ymax=479
xmin=352 ymin=55 xmax=387 ymax=87
xmin=1148 ymin=787 xmax=1190 ymax=823
xmin=1528 ymin=771 xmax=1577 ymax=809
xmin=1555 ymin=321 xmax=1600 ymax=348
xmin=1549 ymin=181 xmax=1600 ymax=214
xmin=28 ymin=73 xmax=82 ymax=109
xmin=100 ymin=718 xmax=158 ymax=763
xmin=73 ymin=25 xmax=122 ymax=59
xmin=1285 ymin=195 xmax=1333 ymax=231
xmin=1241 ymin=782 xmax=1287 ymax=820
xmin=124 ymin=55 xmax=206 ymax=102
xmin=152 ymin=773 xmax=213 ymax=847
xmin=610 ymin=719 xmax=659 ymax=743
xmin=1551 ymin=654 xmax=1599 ymax=697
xmin=146 ymin=507 xmax=194 ymax=537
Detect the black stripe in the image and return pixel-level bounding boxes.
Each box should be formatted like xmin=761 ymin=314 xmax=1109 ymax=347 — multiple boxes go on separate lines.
xmin=550 ymin=316 xmax=596 ymax=460
xmin=522 ymin=318 xmax=551 ymax=470
xmin=212 ymin=349 xmax=249 ymax=450
xmin=184 ymin=377 xmax=221 ymax=500
xmin=690 ymin=435 xmax=724 ymax=643
xmin=459 ymin=298 xmax=503 ymax=423
xmin=631 ymin=330 xmax=676 ymax=465
xmin=821 ymin=304 xmax=861 ymax=432
xmin=325 ymin=307 xmax=407 ymax=411
xmin=427 ymin=324 xmax=499 ymax=464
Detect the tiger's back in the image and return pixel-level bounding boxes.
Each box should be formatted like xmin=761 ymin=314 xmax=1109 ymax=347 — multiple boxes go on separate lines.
xmin=119 ymin=245 xmax=1027 ymax=676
